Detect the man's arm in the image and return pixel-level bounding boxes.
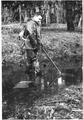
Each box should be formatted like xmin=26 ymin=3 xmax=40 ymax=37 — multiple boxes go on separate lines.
xmin=19 ymin=30 xmax=24 ymax=39
xmin=19 ymin=28 xmax=29 ymax=42
xmin=36 ymin=26 xmax=42 ymax=48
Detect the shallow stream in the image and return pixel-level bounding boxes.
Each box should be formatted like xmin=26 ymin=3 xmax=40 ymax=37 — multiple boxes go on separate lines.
xmin=2 ymin=57 xmax=82 ymax=119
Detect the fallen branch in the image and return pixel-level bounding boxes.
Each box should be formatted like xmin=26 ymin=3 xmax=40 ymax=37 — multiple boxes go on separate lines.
xmin=72 ymin=109 xmax=83 ymax=113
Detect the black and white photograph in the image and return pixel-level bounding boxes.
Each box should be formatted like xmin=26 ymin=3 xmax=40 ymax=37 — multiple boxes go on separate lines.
xmin=2 ymin=0 xmax=82 ymax=119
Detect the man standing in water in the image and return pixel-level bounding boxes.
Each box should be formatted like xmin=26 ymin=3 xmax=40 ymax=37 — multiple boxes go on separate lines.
xmin=19 ymin=14 xmax=42 ymax=86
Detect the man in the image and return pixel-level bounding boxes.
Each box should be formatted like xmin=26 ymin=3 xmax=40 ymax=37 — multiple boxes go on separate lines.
xmin=19 ymin=14 xmax=42 ymax=85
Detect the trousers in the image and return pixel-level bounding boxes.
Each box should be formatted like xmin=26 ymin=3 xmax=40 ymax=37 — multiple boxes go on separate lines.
xmin=25 ymin=49 xmax=40 ymax=82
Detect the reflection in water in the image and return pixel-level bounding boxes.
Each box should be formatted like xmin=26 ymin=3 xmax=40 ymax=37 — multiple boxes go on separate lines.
xmin=2 ymin=61 xmax=82 ymax=119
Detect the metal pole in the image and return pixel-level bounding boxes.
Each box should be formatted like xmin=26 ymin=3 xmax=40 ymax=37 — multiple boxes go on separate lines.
xmin=41 ymin=45 xmax=61 ymax=75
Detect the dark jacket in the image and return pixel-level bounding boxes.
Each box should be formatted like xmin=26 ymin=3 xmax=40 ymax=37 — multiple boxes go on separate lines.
xmin=22 ymin=20 xmax=41 ymax=49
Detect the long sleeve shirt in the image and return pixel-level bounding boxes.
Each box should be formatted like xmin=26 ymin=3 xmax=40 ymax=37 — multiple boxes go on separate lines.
xmin=19 ymin=20 xmax=41 ymax=49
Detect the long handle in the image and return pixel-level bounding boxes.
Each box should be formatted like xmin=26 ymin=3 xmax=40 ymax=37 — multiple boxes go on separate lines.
xmin=41 ymin=44 xmax=61 ymax=75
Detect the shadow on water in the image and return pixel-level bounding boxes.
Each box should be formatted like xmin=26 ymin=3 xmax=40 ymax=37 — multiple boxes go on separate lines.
xmin=2 ymin=61 xmax=43 ymax=119
xmin=62 ymin=67 xmax=82 ymax=86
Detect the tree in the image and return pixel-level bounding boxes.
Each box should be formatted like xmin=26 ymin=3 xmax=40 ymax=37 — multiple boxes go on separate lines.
xmin=65 ymin=0 xmax=82 ymax=31
xmin=44 ymin=0 xmax=51 ymax=26
xmin=18 ymin=4 xmax=22 ymax=23
xmin=65 ymin=1 xmax=75 ymax=31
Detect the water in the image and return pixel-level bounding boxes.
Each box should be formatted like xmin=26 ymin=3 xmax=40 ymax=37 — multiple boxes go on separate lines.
xmin=2 ymin=60 xmax=82 ymax=119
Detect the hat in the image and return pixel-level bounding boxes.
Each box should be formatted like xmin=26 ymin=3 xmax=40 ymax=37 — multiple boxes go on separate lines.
xmin=32 ymin=14 xmax=42 ymax=22
xmin=37 ymin=15 xmax=42 ymax=20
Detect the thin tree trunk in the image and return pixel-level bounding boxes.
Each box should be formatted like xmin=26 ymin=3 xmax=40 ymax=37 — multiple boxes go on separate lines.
xmin=78 ymin=16 xmax=82 ymax=27
xmin=46 ymin=4 xmax=50 ymax=26
xmin=44 ymin=0 xmax=50 ymax=26
xmin=63 ymin=9 xmax=66 ymax=23
xmin=55 ymin=4 xmax=60 ymax=23
xmin=19 ymin=4 xmax=21 ymax=23
xmin=24 ymin=10 xmax=27 ymax=22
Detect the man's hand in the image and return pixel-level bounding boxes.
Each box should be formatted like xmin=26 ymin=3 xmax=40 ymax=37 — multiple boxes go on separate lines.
xmin=33 ymin=47 xmax=38 ymax=53
xmin=19 ymin=36 xmax=27 ymax=42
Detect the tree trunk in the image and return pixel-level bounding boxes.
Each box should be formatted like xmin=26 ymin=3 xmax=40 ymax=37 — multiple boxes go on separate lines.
xmin=19 ymin=4 xmax=21 ymax=23
xmin=44 ymin=0 xmax=50 ymax=26
xmin=24 ymin=10 xmax=27 ymax=22
xmin=63 ymin=9 xmax=66 ymax=23
xmin=60 ymin=4 xmax=64 ymax=23
xmin=66 ymin=10 xmax=75 ymax=31
xmin=65 ymin=1 xmax=75 ymax=31
xmin=46 ymin=4 xmax=50 ymax=26
xmin=78 ymin=16 xmax=82 ymax=27
xmin=55 ymin=3 xmax=60 ymax=23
